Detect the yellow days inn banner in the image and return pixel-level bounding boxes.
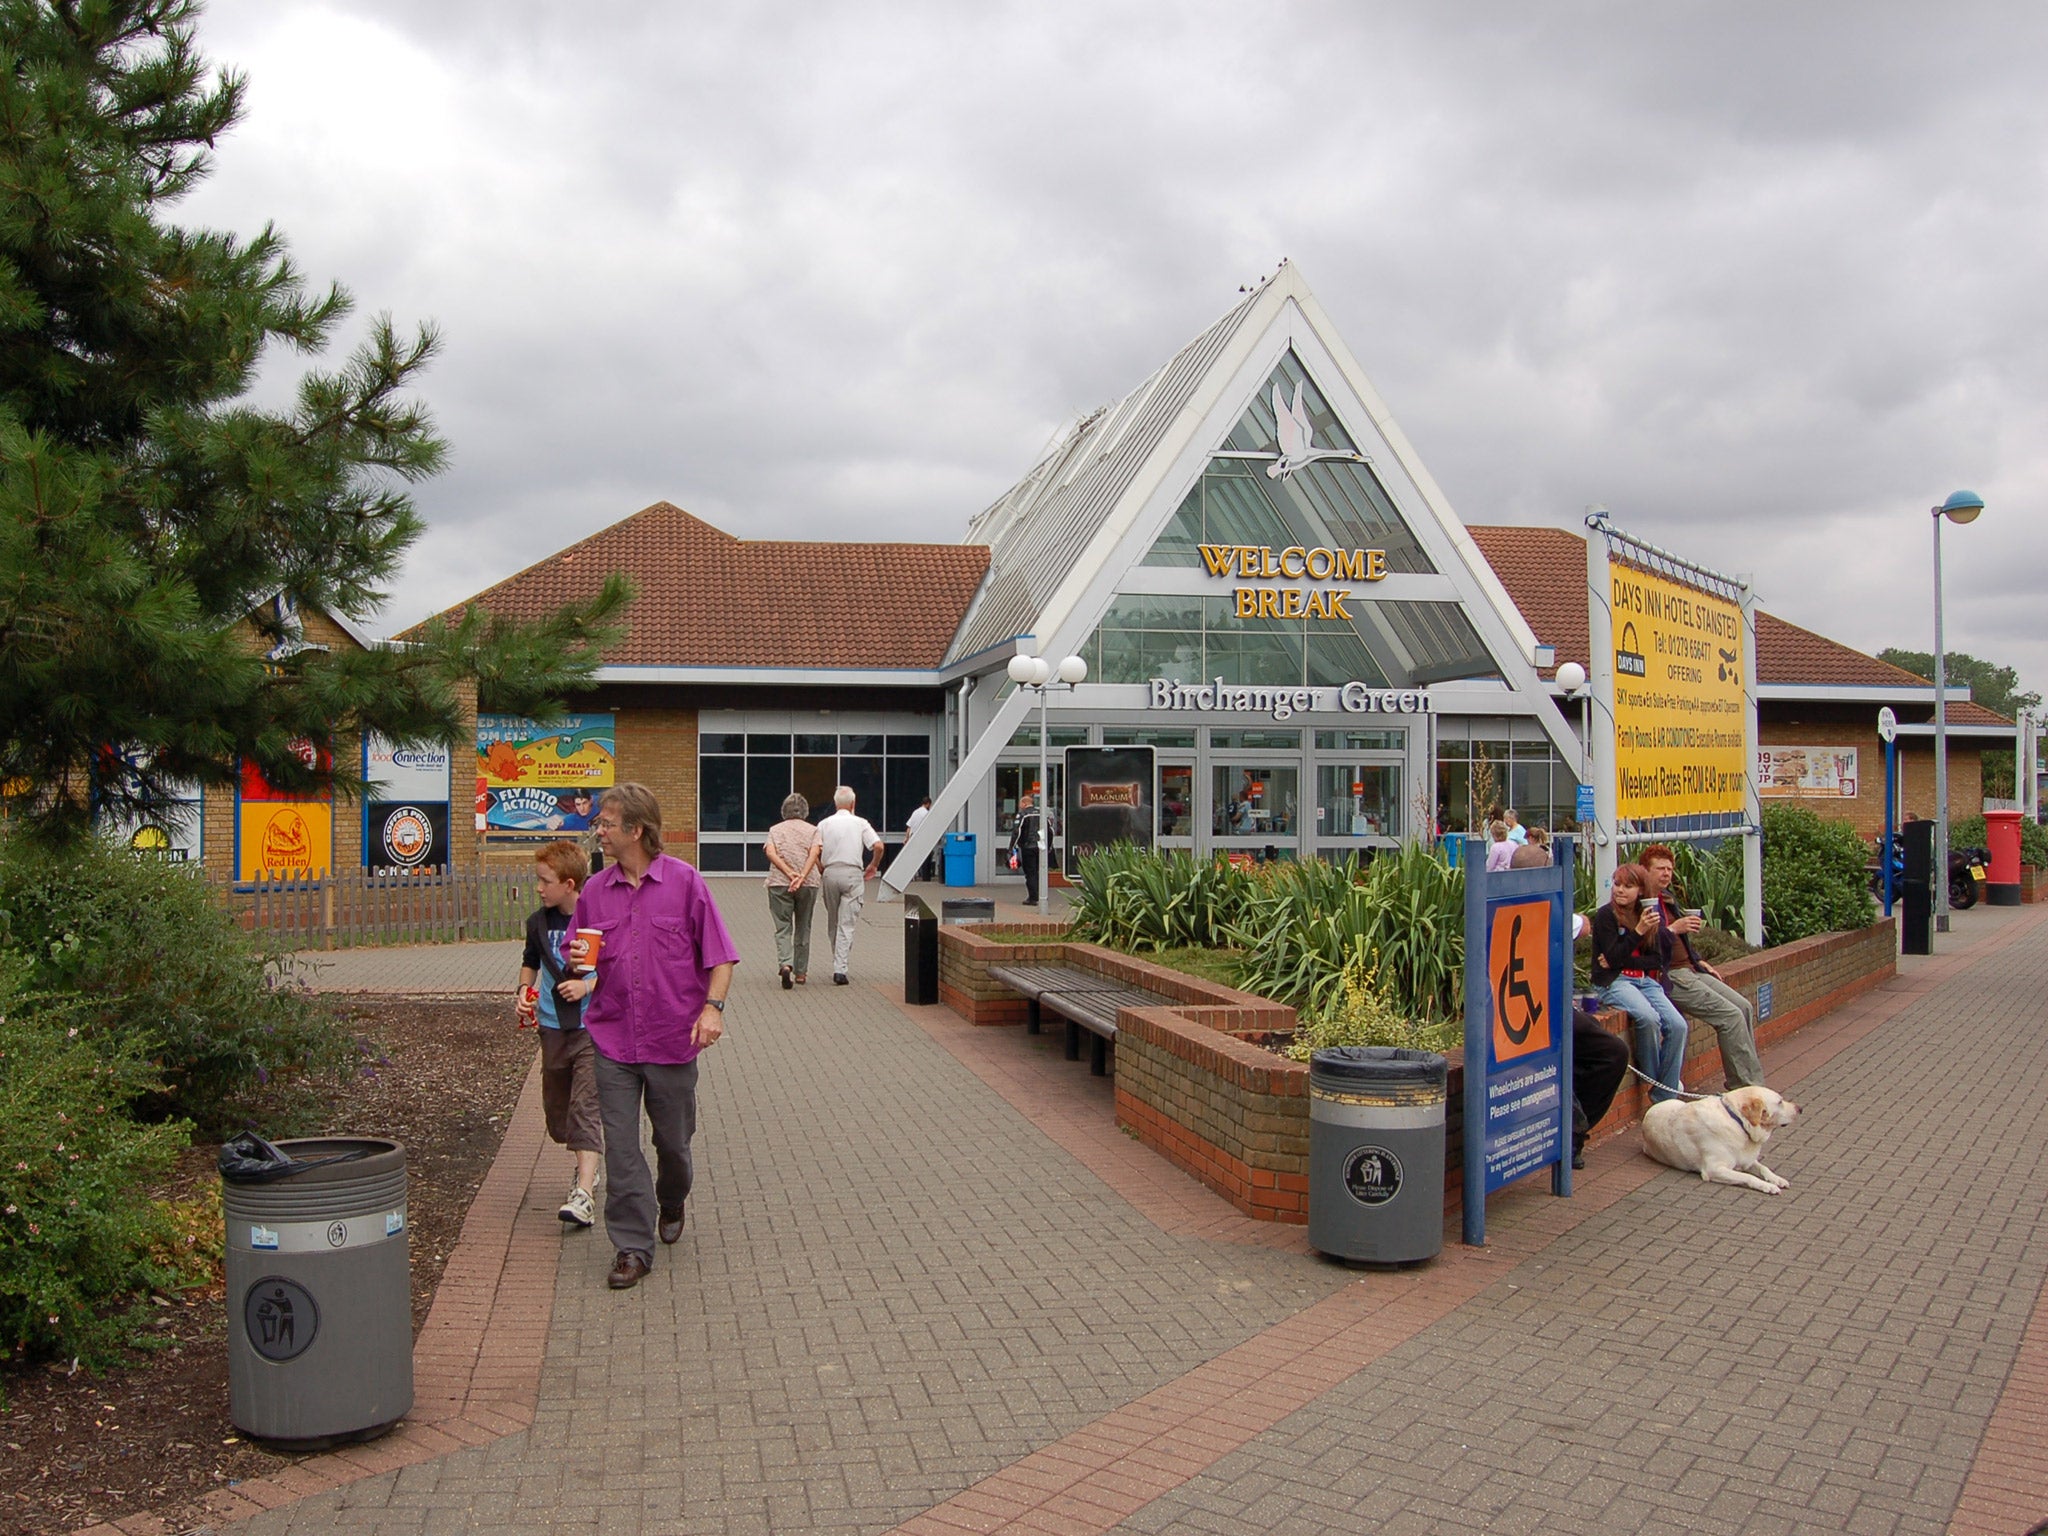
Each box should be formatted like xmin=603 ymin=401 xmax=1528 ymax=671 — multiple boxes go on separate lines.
xmin=1609 ymin=565 xmax=1746 ymax=818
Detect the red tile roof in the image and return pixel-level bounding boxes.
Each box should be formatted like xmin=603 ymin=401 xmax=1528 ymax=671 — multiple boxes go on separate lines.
xmin=411 ymin=502 xmax=990 ymax=670
xmin=1464 ymin=525 xmax=2010 ymax=720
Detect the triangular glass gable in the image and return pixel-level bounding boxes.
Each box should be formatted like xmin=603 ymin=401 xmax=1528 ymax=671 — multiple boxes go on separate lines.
xmin=1113 ymin=352 xmax=1500 ymax=689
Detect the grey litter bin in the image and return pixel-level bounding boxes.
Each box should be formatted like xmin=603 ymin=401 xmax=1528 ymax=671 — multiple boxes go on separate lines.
xmin=905 ymin=893 xmax=940 ymax=1005
xmin=941 ymin=897 xmax=996 ymax=925
xmin=222 ymin=1137 xmax=412 ymax=1445
xmin=1308 ymin=1047 xmax=1446 ymax=1265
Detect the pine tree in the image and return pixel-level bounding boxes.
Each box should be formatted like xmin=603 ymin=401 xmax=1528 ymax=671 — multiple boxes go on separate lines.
xmin=0 ymin=0 xmax=625 ymax=841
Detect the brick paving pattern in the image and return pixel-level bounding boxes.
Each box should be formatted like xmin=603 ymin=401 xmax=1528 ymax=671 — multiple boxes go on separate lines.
xmin=137 ymin=888 xmax=2045 ymax=1536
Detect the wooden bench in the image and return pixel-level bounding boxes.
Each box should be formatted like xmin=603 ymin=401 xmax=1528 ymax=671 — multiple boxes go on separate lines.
xmin=985 ymin=962 xmax=1172 ymax=1076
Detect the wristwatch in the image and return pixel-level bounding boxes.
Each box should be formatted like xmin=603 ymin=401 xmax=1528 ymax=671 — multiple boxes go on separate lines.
xmin=705 ymin=998 xmax=727 ymax=1012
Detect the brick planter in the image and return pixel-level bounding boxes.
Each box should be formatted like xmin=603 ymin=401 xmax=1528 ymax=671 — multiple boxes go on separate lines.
xmin=2021 ymin=865 xmax=2044 ymax=905
xmin=944 ymin=916 xmax=1898 ymax=1225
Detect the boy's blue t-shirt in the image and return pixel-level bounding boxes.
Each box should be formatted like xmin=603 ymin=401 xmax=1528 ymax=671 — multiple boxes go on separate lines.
xmin=520 ymin=907 xmax=583 ymax=1030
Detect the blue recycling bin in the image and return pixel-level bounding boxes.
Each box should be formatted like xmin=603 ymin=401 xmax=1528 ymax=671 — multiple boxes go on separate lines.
xmin=943 ymin=832 xmax=977 ymax=887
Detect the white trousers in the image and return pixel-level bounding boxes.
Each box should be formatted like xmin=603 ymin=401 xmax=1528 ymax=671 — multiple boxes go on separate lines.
xmin=820 ymin=865 xmax=866 ymax=976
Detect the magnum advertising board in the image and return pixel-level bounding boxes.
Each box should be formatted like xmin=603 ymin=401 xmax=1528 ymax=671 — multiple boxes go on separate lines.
xmin=1061 ymin=746 xmax=1155 ymax=876
xmin=1609 ymin=565 xmax=1746 ymax=819
xmin=475 ymin=714 xmax=616 ymax=831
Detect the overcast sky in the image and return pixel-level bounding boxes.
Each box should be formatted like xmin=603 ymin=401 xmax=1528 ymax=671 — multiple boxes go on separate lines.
xmin=178 ymin=1 xmax=2046 ymax=705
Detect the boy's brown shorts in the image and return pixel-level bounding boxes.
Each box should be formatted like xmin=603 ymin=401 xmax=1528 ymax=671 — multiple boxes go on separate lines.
xmin=539 ymin=1026 xmax=603 ymax=1153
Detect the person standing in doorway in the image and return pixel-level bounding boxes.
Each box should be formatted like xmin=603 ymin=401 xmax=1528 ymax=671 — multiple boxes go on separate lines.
xmin=816 ymin=786 xmax=881 ymax=985
xmin=904 ymin=795 xmax=933 ymax=881
xmin=570 ymin=784 xmax=739 ymax=1291
xmin=1011 ymin=792 xmax=1044 ymax=906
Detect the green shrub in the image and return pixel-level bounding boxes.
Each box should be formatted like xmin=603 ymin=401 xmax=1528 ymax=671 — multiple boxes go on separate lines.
xmin=1068 ymin=845 xmax=1260 ymax=952
xmin=1229 ymin=844 xmax=1465 ymax=1023
xmin=0 ymin=829 xmax=360 ymax=1136
xmin=1284 ymin=958 xmax=1458 ymax=1060
xmin=0 ymin=962 xmax=198 ymax=1365
xmin=1759 ymin=804 xmax=1876 ymax=944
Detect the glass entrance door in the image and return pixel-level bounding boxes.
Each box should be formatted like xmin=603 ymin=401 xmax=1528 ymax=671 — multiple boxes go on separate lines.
xmin=1157 ymin=760 xmax=1195 ymax=850
xmin=1314 ymin=760 xmax=1403 ymax=855
xmin=1210 ymin=761 xmax=1301 ymax=864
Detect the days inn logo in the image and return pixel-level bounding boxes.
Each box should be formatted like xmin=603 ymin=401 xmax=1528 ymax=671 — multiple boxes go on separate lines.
xmin=1616 ymin=622 xmax=1648 ymax=678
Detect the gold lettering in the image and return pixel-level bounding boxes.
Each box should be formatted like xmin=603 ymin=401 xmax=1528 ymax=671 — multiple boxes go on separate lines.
xmin=1200 ymin=544 xmax=1237 ymax=577
xmin=1256 ymin=589 xmax=1280 ymax=619
xmin=1305 ymin=547 xmax=1334 ymax=580
xmin=1281 ymin=588 xmax=1305 ymax=619
xmin=1279 ymin=546 xmax=1305 ymax=579
xmin=1335 ymin=549 xmax=1366 ymax=582
xmin=1365 ymin=549 xmax=1387 ymax=581
xmin=1238 ymin=545 xmax=1260 ymax=575
xmin=1328 ymin=589 xmax=1352 ymax=620
xmin=1236 ymin=588 xmax=1258 ymax=618
xmin=1258 ymin=547 xmax=1279 ymax=578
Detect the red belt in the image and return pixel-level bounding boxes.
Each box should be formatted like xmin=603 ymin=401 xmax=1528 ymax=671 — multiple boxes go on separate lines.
xmin=1620 ymin=969 xmax=1650 ymax=979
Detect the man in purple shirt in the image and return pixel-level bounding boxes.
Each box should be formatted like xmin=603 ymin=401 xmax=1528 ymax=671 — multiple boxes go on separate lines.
xmin=570 ymin=784 xmax=739 ymax=1290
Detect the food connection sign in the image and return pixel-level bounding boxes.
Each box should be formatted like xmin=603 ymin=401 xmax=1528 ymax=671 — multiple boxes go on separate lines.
xmin=1609 ymin=565 xmax=1746 ymax=818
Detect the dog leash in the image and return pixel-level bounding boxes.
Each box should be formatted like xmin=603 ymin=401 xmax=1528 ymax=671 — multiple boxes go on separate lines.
xmin=1622 ymin=1063 xmax=1715 ymax=1102
xmin=1624 ymin=1066 xmax=1752 ymax=1129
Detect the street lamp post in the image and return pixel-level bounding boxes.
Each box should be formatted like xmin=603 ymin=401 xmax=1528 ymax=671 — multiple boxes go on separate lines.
xmin=1553 ymin=660 xmax=1597 ymax=860
xmin=1931 ymin=489 xmax=1985 ymax=935
xmin=1006 ymin=650 xmax=1089 ymax=918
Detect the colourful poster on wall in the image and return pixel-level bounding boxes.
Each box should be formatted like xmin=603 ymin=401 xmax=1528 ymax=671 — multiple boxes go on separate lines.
xmin=366 ymin=734 xmax=451 ymax=801
xmin=475 ymin=714 xmax=615 ymax=831
xmin=1608 ymin=565 xmax=1747 ymax=819
xmin=238 ymin=801 xmax=333 ymax=882
xmin=365 ymin=801 xmax=450 ymax=875
xmin=1756 ymin=746 xmax=1857 ymax=799
xmin=239 ymin=739 xmax=333 ymax=881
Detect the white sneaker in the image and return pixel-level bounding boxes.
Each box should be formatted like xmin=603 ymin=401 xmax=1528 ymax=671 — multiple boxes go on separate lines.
xmin=559 ymin=1186 xmax=595 ymax=1228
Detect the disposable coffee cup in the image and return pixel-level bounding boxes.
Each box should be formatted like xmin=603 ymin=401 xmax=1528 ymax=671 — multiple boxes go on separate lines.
xmin=1683 ymin=908 xmax=1703 ymax=920
xmin=574 ymin=928 xmax=604 ymax=973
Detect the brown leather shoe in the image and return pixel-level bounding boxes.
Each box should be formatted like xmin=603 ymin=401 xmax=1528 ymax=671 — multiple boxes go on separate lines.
xmin=657 ymin=1205 xmax=686 ymax=1244
xmin=606 ymin=1251 xmax=651 ymax=1290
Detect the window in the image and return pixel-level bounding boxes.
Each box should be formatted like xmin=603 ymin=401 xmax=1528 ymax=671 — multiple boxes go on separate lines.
xmin=699 ymin=726 xmax=933 ymax=860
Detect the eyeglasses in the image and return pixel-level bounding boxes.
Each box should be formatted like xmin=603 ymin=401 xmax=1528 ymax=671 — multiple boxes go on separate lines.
xmin=595 ymin=817 xmax=625 ymax=831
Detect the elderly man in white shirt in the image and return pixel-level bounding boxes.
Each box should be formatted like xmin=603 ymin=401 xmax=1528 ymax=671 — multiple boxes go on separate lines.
xmin=816 ymin=785 xmax=882 ymax=985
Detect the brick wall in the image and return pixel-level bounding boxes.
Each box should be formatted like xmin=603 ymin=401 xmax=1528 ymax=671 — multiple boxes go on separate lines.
xmin=1760 ymin=713 xmax=1988 ymax=844
xmin=613 ymin=707 xmax=698 ymax=864
xmin=947 ymin=915 xmax=1899 ymax=1225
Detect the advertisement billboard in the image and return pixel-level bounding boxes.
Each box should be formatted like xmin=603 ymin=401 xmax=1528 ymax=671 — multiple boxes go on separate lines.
xmin=367 ymin=734 xmax=451 ymax=801
xmin=1608 ymin=564 xmax=1747 ymax=819
xmin=238 ymin=741 xmax=333 ymax=882
xmin=475 ymin=714 xmax=615 ymax=831
xmin=1061 ymin=746 xmax=1155 ymax=876
xmin=1757 ymin=746 xmax=1857 ymax=799
xmin=365 ymin=801 xmax=450 ymax=875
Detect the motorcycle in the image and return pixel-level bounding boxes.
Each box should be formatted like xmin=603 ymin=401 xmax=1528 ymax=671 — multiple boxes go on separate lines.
xmin=1868 ymin=838 xmax=1988 ymax=909
xmin=1950 ymin=844 xmax=1989 ymax=910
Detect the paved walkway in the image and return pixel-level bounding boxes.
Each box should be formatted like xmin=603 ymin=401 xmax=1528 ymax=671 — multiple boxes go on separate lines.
xmin=150 ymin=890 xmax=2047 ymax=1534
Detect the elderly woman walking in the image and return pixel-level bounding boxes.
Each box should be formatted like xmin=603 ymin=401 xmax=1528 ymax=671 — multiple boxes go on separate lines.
xmin=764 ymin=793 xmax=822 ymax=988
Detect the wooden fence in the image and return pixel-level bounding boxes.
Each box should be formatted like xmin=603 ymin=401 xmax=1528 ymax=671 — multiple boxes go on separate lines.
xmin=242 ymin=870 xmax=531 ymax=948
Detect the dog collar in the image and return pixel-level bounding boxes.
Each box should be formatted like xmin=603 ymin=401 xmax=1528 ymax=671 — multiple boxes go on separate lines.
xmin=1719 ymin=1095 xmax=1748 ymax=1132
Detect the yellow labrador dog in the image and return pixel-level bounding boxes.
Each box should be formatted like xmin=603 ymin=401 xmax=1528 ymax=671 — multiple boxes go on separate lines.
xmin=1641 ymin=1085 xmax=1800 ymax=1194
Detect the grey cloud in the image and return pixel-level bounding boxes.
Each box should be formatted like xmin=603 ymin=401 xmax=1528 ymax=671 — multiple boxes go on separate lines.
xmin=174 ymin=0 xmax=2048 ymax=694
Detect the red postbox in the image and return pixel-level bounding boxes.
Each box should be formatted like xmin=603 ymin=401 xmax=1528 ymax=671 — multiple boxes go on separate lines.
xmin=1985 ymin=808 xmax=2024 ymax=906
